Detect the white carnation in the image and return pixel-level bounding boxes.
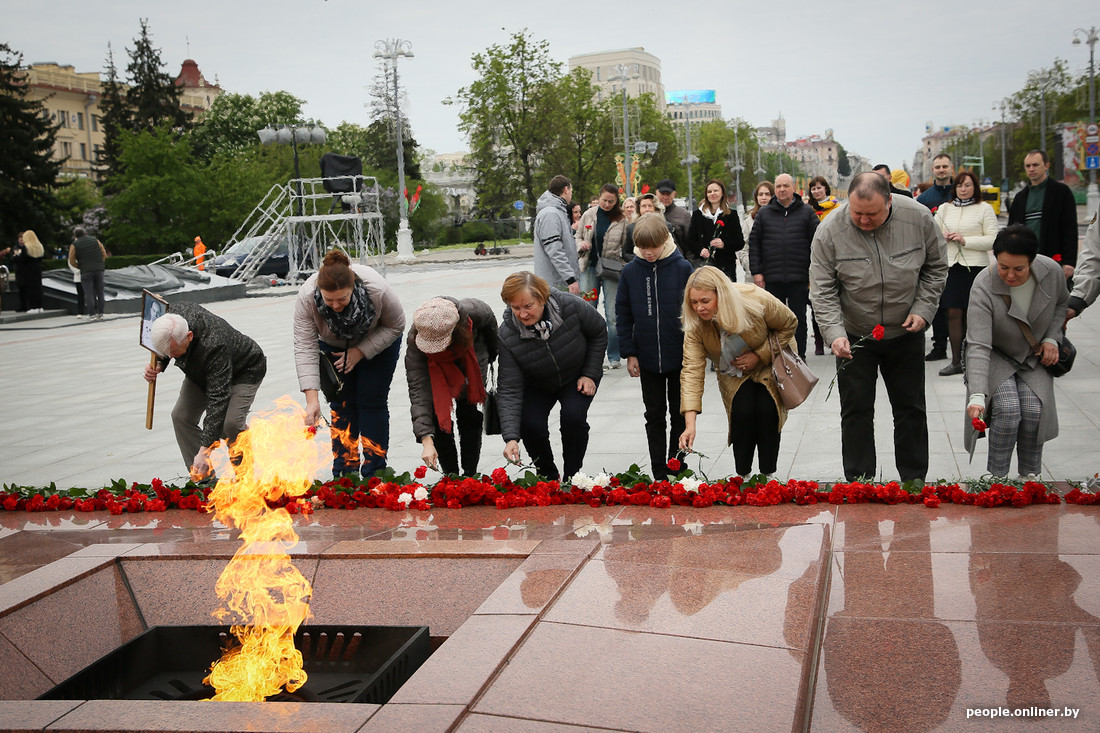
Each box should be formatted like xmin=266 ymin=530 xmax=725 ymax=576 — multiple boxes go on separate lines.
xmin=413 ymin=486 xmax=429 ymax=501
xmin=571 ymin=473 xmax=595 ymax=491
xmin=398 ymin=492 xmax=413 ymax=506
xmin=592 ymin=472 xmax=612 ymax=488
xmin=679 ymin=477 xmax=701 ymax=492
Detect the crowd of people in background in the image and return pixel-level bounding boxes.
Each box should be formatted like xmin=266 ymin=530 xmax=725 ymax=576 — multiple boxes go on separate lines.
xmin=121 ymin=152 xmax=1098 ymax=485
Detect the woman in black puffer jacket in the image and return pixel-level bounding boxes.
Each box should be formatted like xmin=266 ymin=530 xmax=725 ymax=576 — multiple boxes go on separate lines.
xmin=498 ymin=271 xmax=607 ymax=481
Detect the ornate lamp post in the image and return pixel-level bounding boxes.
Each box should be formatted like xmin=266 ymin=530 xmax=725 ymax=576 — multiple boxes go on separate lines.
xmin=994 ymin=99 xmax=1009 ymax=213
xmin=1073 ymin=26 xmax=1099 ymax=218
xmin=374 ymin=38 xmax=416 ymax=263
xmin=609 ymin=64 xmax=640 ymax=198
xmin=258 ymin=122 xmax=327 ymax=217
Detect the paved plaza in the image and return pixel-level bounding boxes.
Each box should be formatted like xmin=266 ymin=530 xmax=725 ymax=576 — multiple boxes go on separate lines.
xmin=1 ymin=248 xmax=1099 ymax=731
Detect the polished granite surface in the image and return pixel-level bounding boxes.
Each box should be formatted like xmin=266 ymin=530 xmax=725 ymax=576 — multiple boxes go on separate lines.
xmin=0 ymin=503 xmax=1098 ymax=731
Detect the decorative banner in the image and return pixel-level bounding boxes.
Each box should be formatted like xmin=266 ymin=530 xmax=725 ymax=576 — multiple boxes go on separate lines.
xmin=615 ymin=154 xmax=626 ymax=193
xmin=404 ymin=184 xmax=422 ymax=214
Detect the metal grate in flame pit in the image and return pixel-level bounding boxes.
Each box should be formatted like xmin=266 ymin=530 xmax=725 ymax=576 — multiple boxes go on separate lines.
xmin=39 ymin=625 xmax=431 ymax=704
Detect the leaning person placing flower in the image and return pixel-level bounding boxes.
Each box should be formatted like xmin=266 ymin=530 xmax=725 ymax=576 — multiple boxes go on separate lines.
xmin=809 ymin=172 xmax=947 ymax=483
xmin=965 ymin=226 xmax=1068 ymax=480
xmin=405 ymin=296 xmax=497 ymax=476
xmin=294 ymin=249 xmax=405 ymax=478
xmin=678 ymin=266 xmax=797 ymax=480
xmin=497 ymin=271 xmax=607 ymax=481
xmin=144 ymin=302 xmax=267 ymax=480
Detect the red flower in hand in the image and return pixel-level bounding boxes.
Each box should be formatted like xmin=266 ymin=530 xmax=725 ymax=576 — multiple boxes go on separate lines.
xmin=414 ymin=465 xmax=427 ymax=479
xmin=585 ymin=224 xmax=592 ymax=230
xmin=972 ymin=417 xmax=987 ymax=433
xmin=715 ymin=220 xmax=724 ymax=228
xmin=667 ymin=458 xmax=681 ymax=472
xmin=1053 ymin=254 xmax=1063 ymax=262
xmin=871 ymin=324 xmax=885 ymax=341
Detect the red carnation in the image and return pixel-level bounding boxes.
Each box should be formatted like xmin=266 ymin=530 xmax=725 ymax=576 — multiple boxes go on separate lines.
xmin=871 ymin=324 xmax=885 ymax=341
xmin=585 ymin=224 xmax=592 ymax=230
xmin=1053 ymin=254 xmax=1062 ymax=262
xmin=414 ymin=465 xmax=427 ymax=479
xmin=667 ymin=458 xmax=681 ymax=472
xmin=716 ymin=220 xmax=724 ymax=227
xmin=972 ymin=417 xmax=987 ymax=433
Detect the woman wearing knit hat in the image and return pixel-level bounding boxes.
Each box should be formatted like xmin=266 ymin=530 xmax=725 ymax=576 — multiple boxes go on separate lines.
xmin=405 ymin=296 xmax=498 ymax=475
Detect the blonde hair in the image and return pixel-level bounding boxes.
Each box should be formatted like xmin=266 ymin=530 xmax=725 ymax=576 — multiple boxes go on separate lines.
xmin=20 ymin=230 xmax=45 ymax=258
xmin=632 ymin=212 xmax=672 ymax=250
xmin=500 ymin=271 xmax=550 ymax=304
xmin=681 ymin=266 xmax=764 ymax=335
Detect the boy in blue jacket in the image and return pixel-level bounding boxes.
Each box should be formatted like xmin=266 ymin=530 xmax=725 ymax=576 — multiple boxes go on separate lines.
xmin=616 ymin=213 xmax=695 ymax=481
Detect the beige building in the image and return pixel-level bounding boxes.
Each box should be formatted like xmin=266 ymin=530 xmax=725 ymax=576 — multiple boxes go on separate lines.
xmin=785 ymin=131 xmax=841 ymax=188
xmin=20 ymin=59 xmax=221 ymax=179
xmin=422 ymin=151 xmax=477 ymax=213
xmin=567 ymin=48 xmax=664 ymax=108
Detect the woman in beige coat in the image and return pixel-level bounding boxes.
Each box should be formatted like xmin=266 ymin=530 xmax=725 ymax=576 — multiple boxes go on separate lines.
xmin=679 ymin=266 xmax=797 ymax=478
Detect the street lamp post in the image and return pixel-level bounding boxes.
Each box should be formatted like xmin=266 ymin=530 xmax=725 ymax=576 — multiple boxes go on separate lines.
xmin=631 ymin=140 xmax=658 ymax=195
xmin=1074 ymin=26 xmax=1099 ymax=218
xmin=609 ymin=64 xmax=640 ymax=198
xmin=374 ymin=38 xmax=416 ymax=263
xmin=994 ymin=99 xmax=1009 ymax=213
xmin=727 ymin=134 xmax=744 ymax=216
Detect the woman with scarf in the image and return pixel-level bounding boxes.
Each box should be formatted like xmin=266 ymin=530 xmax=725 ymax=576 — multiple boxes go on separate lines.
xmin=498 ymin=271 xmax=607 ymax=481
xmin=0 ymin=230 xmax=45 ymax=313
xmin=934 ymin=169 xmax=999 ymax=376
xmin=687 ymin=178 xmax=743 ymax=281
xmin=405 ymin=297 xmax=497 ymax=476
xmin=293 ymin=249 xmax=405 ymax=477
xmin=807 ymin=176 xmax=839 ymax=221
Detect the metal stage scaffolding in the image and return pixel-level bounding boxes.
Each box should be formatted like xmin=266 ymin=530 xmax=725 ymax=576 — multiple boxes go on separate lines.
xmin=225 ymin=174 xmax=386 ymax=282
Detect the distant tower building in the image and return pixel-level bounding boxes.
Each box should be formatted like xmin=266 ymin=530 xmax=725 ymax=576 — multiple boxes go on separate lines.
xmin=567 ymin=48 xmax=664 ymax=108
xmin=174 ymin=59 xmax=223 ymax=115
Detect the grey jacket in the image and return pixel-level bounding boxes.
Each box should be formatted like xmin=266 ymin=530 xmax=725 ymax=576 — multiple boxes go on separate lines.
xmin=809 ymin=194 xmax=947 ymax=344
xmin=965 ymin=255 xmax=1068 ymax=443
xmin=575 ymin=205 xmax=627 ymax=271
xmin=292 ymin=264 xmax=405 ymax=392
xmin=496 ymin=290 xmax=607 ymax=442
xmin=533 ymin=190 xmax=579 ymax=289
xmin=405 ymin=298 xmax=498 ymax=441
xmin=1069 ymin=219 xmax=1100 ymax=314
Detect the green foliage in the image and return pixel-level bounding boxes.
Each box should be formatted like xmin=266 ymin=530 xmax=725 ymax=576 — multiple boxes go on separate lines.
xmin=540 ymin=67 xmax=615 ymax=201
xmin=453 ymin=29 xmax=562 ymax=211
xmin=124 ymin=19 xmax=189 ymax=134
xmin=104 ymin=126 xmax=209 ymax=254
xmin=326 ymin=119 xmax=421 ymax=180
xmin=54 ymin=178 xmax=102 ymax=234
xmin=836 ymin=142 xmax=851 ymax=177
xmin=190 ymin=91 xmax=305 ymax=160
xmin=0 ymin=43 xmax=64 ymax=244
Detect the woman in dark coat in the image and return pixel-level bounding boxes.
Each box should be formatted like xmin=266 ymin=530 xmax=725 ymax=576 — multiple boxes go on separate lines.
xmin=687 ymin=178 xmax=743 ymax=280
xmin=498 ymin=271 xmax=607 ymax=481
xmin=0 ymin=230 xmax=45 ymax=312
xmin=405 ymin=297 xmax=497 ymax=476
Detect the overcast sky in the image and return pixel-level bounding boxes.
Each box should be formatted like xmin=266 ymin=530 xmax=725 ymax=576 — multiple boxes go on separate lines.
xmin=9 ymin=1 xmax=1098 ymax=173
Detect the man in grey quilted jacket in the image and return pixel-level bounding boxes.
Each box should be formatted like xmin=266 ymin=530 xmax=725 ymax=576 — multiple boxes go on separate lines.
xmin=533 ymin=175 xmax=580 ymax=295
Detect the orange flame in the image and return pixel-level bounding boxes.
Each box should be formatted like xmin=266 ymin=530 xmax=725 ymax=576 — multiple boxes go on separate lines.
xmin=203 ymin=397 xmax=329 ymax=701
xmin=329 ymin=420 xmax=386 ymax=469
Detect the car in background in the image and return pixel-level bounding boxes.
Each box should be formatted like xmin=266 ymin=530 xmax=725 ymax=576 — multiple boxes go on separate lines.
xmin=212 ymin=235 xmax=290 ymax=279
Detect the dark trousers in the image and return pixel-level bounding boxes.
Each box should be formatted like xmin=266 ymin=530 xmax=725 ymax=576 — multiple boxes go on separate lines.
xmin=81 ymin=271 xmax=105 ymax=316
xmin=432 ymin=398 xmax=484 ymax=476
xmin=639 ymin=368 xmax=685 ymax=480
xmin=729 ymin=379 xmax=781 ymax=476
xmin=836 ymin=330 xmax=928 ymax=482
xmin=520 ymin=381 xmax=594 ymax=481
xmin=328 ymin=338 xmax=401 ymax=477
xmin=765 ymin=281 xmax=809 ymax=359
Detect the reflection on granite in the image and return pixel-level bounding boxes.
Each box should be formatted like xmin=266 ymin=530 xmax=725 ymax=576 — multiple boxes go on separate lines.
xmin=48 ymin=699 xmax=378 ymax=732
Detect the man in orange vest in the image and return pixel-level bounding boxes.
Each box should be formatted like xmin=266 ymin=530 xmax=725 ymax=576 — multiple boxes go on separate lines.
xmin=193 ymin=236 xmax=206 ymax=271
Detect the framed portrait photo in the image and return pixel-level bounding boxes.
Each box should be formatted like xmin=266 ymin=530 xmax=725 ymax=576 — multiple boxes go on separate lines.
xmin=139 ymin=290 xmax=170 ymax=354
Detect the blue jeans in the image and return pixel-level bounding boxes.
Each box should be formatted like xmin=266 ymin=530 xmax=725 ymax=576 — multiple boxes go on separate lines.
xmin=324 ymin=338 xmax=401 ymax=477
xmin=579 ymin=265 xmax=620 ymax=364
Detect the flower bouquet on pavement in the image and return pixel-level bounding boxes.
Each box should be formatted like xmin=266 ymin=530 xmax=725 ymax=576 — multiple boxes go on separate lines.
xmin=825 ymin=324 xmax=884 ymax=401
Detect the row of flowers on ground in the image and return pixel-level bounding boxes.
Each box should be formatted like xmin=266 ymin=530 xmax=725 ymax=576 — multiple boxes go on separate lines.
xmin=2 ymin=462 xmax=1099 ymax=514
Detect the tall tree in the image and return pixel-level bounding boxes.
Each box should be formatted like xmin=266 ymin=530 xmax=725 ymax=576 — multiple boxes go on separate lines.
xmin=125 ymin=18 xmax=189 ymax=133
xmin=96 ymin=42 xmax=129 ymax=181
xmin=452 ymin=29 xmax=561 ymax=212
xmin=0 ymin=43 xmax=64 ymax=244
xmin=540 ymin=67 xmax=614 ymax=202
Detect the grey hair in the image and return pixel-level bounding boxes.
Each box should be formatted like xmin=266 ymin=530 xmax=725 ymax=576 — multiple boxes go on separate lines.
xmin=848 ymin=171 xmax=891 ymax=202
xmin=150 ymin=313 xmax=189 ymax=355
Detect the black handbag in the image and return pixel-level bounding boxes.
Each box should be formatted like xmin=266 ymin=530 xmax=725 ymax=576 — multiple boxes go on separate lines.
xmin=318 ymin=352 xmax=343 ymax=402
xmin=483 ymin=363 xmax=502 ymax=435
xmin=595 ymin=256 xmax=623 ymax=281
